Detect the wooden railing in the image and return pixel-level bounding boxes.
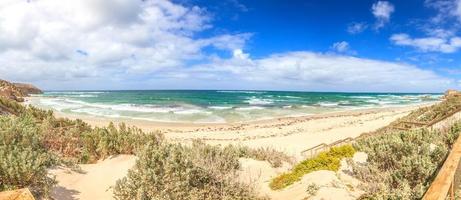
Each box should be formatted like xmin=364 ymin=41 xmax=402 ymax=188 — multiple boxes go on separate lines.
xmin=427 ymin=107 xmax=461 ymax=127
xmin=300 ymin=136 xmax=357 ymax=158
xmin=423 ymin=133 xmax=461 ymax=200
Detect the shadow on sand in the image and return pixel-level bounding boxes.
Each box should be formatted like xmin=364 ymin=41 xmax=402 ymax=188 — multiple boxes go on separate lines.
xmin=52 ymin=186 xmax=80 ymax=200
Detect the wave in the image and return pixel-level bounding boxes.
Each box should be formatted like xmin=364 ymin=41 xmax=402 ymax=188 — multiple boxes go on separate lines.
xmin=236 ymin=106 xmax=265 ymax=111
xmin=45 ymin=91 xmax=107 ymax=94
xmin=71 ymin=108 xmax=121 ymax=118
xmin=317 ymin=102 xmax=339 ymax=107
xmin=246 ymin=97 xmax=273 ymax=105
xmin=54 ymin=94 xmax=98 ymax=98
xmin=208 ymin=106 xmax=233 ymax=110
xmin=283 ymin=96 xmax=302 ymax=99
xmin=174 ymin=109 xmax=211 ymax=115
xmin=216 ymin=90 xmax=265 ymax=94
xmin=43 ymin=98 xmax=212 ymax=115
xmin=350 ymin=96 xmax=375 ymax=99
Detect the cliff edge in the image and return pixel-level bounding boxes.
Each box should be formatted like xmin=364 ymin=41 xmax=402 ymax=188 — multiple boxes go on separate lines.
xmin=0 ymin=79 xmax=42 ymax=102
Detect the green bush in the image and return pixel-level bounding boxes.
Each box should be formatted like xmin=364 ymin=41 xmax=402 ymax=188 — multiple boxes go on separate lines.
xmin=0 ymin=115 xmax=57 ymax=198
xmin=352 ymin=123 xmax=461 ymax=199
xmin=113 ymin=142 xmax=265 ymax=200
xmin=269 ymin=145 xmax=355 ymax=190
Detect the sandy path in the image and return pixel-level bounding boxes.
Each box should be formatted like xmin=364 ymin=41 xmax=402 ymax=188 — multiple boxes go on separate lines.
xmin=50 ymin=155 xmax=136 ymax=200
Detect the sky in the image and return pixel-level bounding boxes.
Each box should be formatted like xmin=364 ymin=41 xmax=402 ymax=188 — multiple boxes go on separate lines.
xmin=0 ymin=0 xmax=461 ymax=92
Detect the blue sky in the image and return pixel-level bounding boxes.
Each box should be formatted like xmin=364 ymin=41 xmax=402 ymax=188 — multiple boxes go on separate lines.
xmin=0 ymin=0 xmax=460 ymax=92
xmin=190 ymin=0 xmax=461 ymax=70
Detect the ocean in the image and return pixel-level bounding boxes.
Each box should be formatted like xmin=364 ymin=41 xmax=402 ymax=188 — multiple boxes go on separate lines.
xmin=29 ymin=90 xmax=442 ymax=123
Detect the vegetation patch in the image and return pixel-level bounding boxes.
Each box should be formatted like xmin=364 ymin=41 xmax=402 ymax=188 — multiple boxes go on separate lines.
xmin=269 ymin=145 xmax=355 ymax=190
xmin=113 ymin=141 xmax=266 ymax=200
xmin=399 ymin=95 xmax=461 ymax=124
xmin=352 ymin=123 xmax=461 ymax=199
xmin=0 ymin=115 xmax=58 ymax=197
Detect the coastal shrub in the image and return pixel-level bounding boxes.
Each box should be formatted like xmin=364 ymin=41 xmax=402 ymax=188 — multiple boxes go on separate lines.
xmin=0 ymin=96 xmax=25 ymax=114
xmin=352 ymin=123 xmax=461 ymax=199
xmin=269 ymin=145 xmax=355 ymax=190
xmin=241 ymin=146 xmax=294 ymax=168
xmin=400 ymin=95 xmax=461 ymax=123
xmin=113 ymin=142 xmax=264 ymax=200
xmin=83 ymin=123 xmax=164 ymax=162
xmin=0 ymin=115 xmax=57 ymax=198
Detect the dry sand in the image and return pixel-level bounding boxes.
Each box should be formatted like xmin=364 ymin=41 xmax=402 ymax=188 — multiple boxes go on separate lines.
xmin=50 ymin=155 xmax=136 ymax=200
xmin=47 ymin=104 xmax=430 ymax=199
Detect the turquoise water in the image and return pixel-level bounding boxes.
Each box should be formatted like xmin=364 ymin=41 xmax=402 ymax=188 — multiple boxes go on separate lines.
xmin=30 ymin=90 xmax=442 ymax=123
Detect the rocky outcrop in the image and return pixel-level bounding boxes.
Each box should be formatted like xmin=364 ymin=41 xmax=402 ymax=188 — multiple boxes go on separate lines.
xmin=0 ymin=79 xmax=25 ymax=102
xmin=13 ymin=83 xmax=43 ymax=95
xmin=0 ymin=79 xmax=42 ymax=102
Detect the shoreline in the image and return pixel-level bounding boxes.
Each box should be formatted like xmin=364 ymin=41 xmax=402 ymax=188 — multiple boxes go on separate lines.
xmin=26 ymin=96 xmax=436 ymax=129
xmin=51 ymin=102 xmax=433 ymax=131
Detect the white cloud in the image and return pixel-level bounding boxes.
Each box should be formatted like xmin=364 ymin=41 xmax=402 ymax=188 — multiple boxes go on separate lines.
xmin=390 ymin=33 xmax=461 ymax=53
xmin=347 ymin=22 xmax=367 ymax=34
xmin=331 ymin=41 xmax=350 ymax=53
xmin=189 ymin=52 xmax=453 ymax=92
xmin=425 ymin=0 xmax=461 ymax=23
xmin=0 ymin=0 xmax=249 ymax=81
xmin=372 ymin=1 xmax=395 ymax=29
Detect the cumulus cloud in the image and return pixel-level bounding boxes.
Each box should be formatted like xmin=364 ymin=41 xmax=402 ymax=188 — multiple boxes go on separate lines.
xmin=0 ymin=0 xmax=248 ymax=81
xmin=189 ymin=51 xmax=453 ymax=92
xmin=390 ymin=33 xmax=461 ymax=53
xmin=372 ymin=1 xmax=395 ymax=29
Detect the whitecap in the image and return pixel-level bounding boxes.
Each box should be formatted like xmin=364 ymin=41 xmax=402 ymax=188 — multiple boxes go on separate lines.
xmin=216 ymin=90 xmax=265 ymax=94
xmin=246 ymin=97 xmax=273 ymax=105
xmin=236 ymin=106 xmax=265 ymax=111
xmin=174 ymin=109 xmax=211 ymax=115
xmin=350 ymin=96 xmax=375 ymax=99
xmin=318 ymin=102 xmax=339 ymax=107
xmin=208 ymin=106 xmax=233 ymax=110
